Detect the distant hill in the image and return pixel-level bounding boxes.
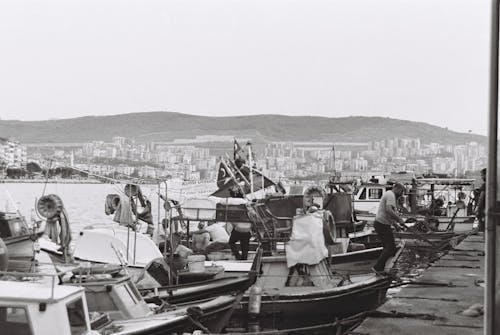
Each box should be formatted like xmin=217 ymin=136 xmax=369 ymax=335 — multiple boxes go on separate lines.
xmin=0 ymin=112 xmax=486 ymax=145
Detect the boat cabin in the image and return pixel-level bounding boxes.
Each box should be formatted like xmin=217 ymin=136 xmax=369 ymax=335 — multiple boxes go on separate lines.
xmin=0 ymin=281 xmax=97 ymax=335
xmin=0 ymin=211 xmax=31 ymax=241
xmin=353 ymin=183 xmax=388 ymax=215
xmin=64 ymin=275 xmax=152 ymax=320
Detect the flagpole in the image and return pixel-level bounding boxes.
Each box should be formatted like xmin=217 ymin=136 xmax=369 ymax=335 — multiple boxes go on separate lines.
xmin=332 ymin=143 xmax=336 ymax=176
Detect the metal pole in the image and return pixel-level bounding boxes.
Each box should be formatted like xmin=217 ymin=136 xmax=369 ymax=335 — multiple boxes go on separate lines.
xmin=248 ymin=142 xmax=254 ymax=195
xmin=157 ymin=182 xmax=161 ymax=241
xmin=166 ymin=181 xmax=174 ymax=286
xmin=486 ymin=0 xmax=499 ymax=333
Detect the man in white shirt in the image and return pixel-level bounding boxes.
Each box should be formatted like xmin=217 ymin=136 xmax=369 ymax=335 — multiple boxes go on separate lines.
xmin=192 ymin=221 xmax=231 ymax=253
xmin=372 ymin=183 xmax=406 ymax=274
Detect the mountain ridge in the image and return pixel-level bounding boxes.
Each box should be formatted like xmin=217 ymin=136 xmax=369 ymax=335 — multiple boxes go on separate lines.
xmin=0 ymin=112 xmax=485 ymax=145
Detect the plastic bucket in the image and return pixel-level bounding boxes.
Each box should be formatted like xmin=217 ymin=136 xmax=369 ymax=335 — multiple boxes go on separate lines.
xmin=187 ymin=255 xmax=206 ymax=273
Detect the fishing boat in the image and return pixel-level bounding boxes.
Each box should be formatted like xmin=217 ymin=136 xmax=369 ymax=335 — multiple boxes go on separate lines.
xmin=0 ymin=268 xmax=239 ymax=335
xmin=353 ymin=177 xmax=478 ymax=231
xmin=225 ymin=196 xmax=404 ymax=333
xmin=0 ymin=210 xmax=42 ymax=270
xmin=59 ymin=270 xmax=240 ymax=334
xmin=42 ymin=228 xmax=261 ymax=305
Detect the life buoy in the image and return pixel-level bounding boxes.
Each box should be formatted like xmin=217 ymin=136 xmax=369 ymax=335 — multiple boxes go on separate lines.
xmin=37 ymin=194 xmax=64 ymax=219
xmin=322 ymin=210 xmax=336 ymax=245
xmin=0 ymin=237 xmax=9 ymax=271
xmin=110 ymin=195 xmax=120 ymax=210
xmin=124 ymin=184 xmax=140 ymax=197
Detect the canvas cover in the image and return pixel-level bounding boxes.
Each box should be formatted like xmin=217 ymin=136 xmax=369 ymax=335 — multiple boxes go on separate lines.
xmin=285 ymin=211 xmax=328 ymax=267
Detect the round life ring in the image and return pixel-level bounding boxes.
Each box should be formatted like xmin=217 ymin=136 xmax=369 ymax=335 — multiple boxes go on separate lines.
xmin=124 ymin=184 xmax=140 ymax=197
xmin=37 ymin=194 xmax=64 ymax=219
xmin=0 ymin=237 xmax=9 ymax=271
xmin=322 ymin=210 xmax=336 ymax=245
xmin=111 ymin=194 xmax=120 ymax=210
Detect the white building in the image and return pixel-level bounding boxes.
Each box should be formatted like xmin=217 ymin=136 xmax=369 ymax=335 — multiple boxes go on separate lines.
xmin=0 ymin=137 xmax=27 ymax=167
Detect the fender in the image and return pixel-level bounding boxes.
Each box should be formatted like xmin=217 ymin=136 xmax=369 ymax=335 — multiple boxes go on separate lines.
xmin=322 ymin=210 xmax=336 ymax=245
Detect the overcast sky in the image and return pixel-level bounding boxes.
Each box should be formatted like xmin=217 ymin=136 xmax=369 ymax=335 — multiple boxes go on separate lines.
xmin=0 ymin=0 xmax=491 ymax=135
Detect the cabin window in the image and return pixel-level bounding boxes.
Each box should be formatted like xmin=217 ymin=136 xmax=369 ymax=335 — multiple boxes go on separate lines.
xmin=126 ymin=282 xmax=143 ymax=302
xmin=9 ymin=219 xmax=29 ymax=236
xmin=66 ymin=298 xmax=87 ymax=335
xmin=368 ymin=189 xmax=383 ymax=200
xmin=114 ymin=285 xmax=138 ymax=306
xmin=0 ymin=306 xmax=33 ymax=335
xmin=358 ymin=188 xmax=366 ymax=200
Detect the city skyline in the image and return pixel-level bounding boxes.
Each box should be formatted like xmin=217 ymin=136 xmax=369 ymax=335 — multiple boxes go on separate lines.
xmin=2 ymin=134 xmax=485 ymax=183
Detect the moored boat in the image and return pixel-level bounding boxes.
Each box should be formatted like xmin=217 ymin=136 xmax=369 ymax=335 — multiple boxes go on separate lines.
xmin=225 ymin=197 xmax=404 ymax=333
xmin=0 ymin=211 xmax=42 ymax=270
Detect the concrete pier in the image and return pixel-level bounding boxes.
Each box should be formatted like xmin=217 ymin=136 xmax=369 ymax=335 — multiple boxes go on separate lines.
xmin=355 ymin=233 xmax=484 ymax=335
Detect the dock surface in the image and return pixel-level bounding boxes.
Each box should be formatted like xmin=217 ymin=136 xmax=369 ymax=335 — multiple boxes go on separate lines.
xmin=355 ymin=233 xmax=484 ymax=335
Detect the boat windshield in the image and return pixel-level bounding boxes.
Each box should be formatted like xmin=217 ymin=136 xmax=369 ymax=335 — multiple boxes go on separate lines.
xmin=66 ymin=298 xmax=87 ymax=335
xmin=0 ymin=218 xmax=29 ymax=238
xmin=0 ymin=306 xmax=33 ymax=335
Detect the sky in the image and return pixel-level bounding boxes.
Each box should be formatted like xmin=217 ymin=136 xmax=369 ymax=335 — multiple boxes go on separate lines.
xmin=0 ymin=0 xmax=492 ymax=135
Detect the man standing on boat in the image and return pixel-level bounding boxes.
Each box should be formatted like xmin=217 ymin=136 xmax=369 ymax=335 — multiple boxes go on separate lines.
xmin=372 ymin=182 xmax=406 ymax=275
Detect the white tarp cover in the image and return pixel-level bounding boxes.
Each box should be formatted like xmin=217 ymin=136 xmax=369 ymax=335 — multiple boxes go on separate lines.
xmin=285 ymin=211 xmax=328 ymax=268
xmin=181 ymin=198 xmax=217 ymax=220
xmin=73 ymin=227 xmax=163 ymax=267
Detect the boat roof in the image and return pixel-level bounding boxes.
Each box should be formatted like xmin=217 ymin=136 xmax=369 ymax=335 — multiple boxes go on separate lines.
xmin=0 ymin=211 xmax=23 ymax=219
xmin=415 ymin=178 xmax=476 ymax=186
xmin=359 ymin=183 xmax=387 ymax=187
xmin=0 ymin=281 xmax=84 ymax=303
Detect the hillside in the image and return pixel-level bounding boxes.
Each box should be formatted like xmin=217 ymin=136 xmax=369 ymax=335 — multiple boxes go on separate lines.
xmin=0 ymin=112 xmax=485 ymax=144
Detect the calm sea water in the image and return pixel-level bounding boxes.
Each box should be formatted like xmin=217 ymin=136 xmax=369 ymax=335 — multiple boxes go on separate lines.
xmin=0 ymin=182 xmax=172 ymax=236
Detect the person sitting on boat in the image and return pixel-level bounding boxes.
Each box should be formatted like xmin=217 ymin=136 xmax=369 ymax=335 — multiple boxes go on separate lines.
xmin=372 ymin=182 xmax=406 ymax=275
xmin=192 ymin=222 xmax=211 ymax=254
xmin=204 ymin=222 xmax=230 ymax=253
xmin=191 ymin=221 xmax=230 ymax=253
xmin=429 ymin=197 xmax=445 ymax=216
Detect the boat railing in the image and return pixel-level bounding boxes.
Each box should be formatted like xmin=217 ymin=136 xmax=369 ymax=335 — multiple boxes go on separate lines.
xmin=0 ymin=265 xmax=82 ymax=302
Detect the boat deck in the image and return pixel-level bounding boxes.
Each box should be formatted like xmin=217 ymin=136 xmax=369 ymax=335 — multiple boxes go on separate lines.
xmin=355 ymin=233 xmax=484 ymax=335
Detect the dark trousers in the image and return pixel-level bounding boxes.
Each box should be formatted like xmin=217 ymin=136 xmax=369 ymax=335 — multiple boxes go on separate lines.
xmin=478 ymin=217 xmax=485 ymax=232
xmin=373 ymin=221 xmax=397 ymax=271
xmin=229 ymin=230 xmax=251 ymax=260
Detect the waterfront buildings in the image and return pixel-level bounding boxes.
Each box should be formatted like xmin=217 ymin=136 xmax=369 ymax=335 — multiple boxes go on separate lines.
xmin=19 ymin=136 xmax=487 ymax=182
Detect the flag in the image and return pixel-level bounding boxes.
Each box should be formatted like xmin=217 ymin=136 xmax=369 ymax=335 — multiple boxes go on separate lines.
xmin=216 ymin=161 xmax=233 ymax=188
xmin=234 ymin=138 xmax=245 ymax=161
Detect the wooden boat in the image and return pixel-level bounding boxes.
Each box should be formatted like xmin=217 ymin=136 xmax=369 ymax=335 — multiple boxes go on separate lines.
xmin=353 ymin=177 xmax=478 ymax=231
xmin=393 ymin=229 xmax=472 ymax=249
xmin=40 ymin=225 xmax=226 ymax=285
xmin=225 ymin=200 xmax=404 ymax=332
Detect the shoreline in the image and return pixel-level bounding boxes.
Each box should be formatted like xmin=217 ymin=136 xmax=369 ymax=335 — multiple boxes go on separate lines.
xmin=0 ymin=178 xmax=110 ymax=184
